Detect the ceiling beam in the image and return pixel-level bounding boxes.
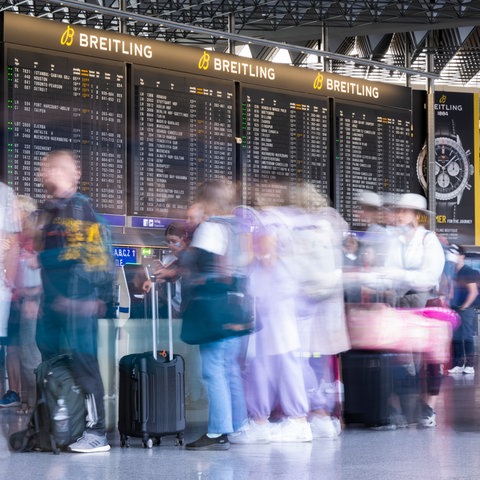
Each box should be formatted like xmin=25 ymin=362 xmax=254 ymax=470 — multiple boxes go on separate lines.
xmin=26 ymin=0 xmax=439 ymax=79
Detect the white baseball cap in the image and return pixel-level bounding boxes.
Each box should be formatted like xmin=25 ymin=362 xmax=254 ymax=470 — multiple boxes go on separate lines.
xmin=357 ymin=190 xmax=382 ymax=208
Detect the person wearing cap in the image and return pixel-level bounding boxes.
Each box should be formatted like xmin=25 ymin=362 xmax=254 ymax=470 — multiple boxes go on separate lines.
xmin=356 ymin=191 xmax=386 ymax=264
xmin=382 ymin=192 xmax=445 ymax=429
xmin=380 ymin=192 xmax=400 ymax=233
xmin=447 ymin=245 xmax=478 ymax=375
xmin=348 ymin=190 xmax=391 ymax=303
xmin=384 ymin=193 xmax=445 ymax=307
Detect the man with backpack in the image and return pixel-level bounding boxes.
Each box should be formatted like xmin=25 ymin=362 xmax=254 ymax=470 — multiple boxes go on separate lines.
xmin=33 ymin=150 xmax=113 ymax=453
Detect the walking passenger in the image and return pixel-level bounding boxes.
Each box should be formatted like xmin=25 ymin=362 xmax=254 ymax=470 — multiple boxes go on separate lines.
xmin=0 ymin=182 xmax=20 ymax=407
xmin=230 ymin=184 xmax=312 ymax=444
xmin=293 ymin=184 xmax=350 ymax=438
xmin=384 ymin=193 xmax=445 ymax=428
xmin=183 ymin=179 xmax=249 ymax=451
xmin=447 ymin=244 xmax=478 ymax=375
xmin=0 ymin=195 xmax=41 ymax=413
xmin=34 ymin=150 xmax=112 ymax=453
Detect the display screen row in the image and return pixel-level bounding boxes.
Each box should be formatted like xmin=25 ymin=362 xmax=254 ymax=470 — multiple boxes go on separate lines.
xmin=4 ymin=46 xmax=412 ymax=230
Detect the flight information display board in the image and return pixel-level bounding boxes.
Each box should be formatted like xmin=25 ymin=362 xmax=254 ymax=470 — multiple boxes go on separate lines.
xmin=1 ymin=13 xmax=415 ymax=239
xmin=131 ymin=68 xmax=235 ymax=217
xmin=241 ymin=87 xmax=329 ymax=206
xmin=6 ymin=47 xmax=126 ymax=214
xmin=335 ymin=101 xmax=412 ymax=229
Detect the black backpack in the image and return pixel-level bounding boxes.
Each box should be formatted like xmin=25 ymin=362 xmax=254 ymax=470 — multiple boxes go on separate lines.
xmin=9 ymin=355 xmax=87 ymax=453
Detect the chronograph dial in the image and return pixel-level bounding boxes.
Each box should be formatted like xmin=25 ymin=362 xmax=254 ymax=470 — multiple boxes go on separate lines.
xmin=416 ymin=121 xmax=472 ymax=217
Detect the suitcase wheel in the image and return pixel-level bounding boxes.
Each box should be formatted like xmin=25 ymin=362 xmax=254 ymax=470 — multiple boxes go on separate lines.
xmin=175 ymin=432 xmax=184 ymax=446
xmin=120 ymin=434 xmax=129 ymax=448
xmin=143 ymin=437 xmax=153 ymax=449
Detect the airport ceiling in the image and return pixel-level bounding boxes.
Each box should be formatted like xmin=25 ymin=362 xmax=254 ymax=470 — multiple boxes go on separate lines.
xmin=2 ymin=0 xmax=480 ymax=88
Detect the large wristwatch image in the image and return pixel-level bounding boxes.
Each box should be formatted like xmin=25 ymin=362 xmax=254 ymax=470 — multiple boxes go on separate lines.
xmin=416 ymin=119 xmax=473 ymax=216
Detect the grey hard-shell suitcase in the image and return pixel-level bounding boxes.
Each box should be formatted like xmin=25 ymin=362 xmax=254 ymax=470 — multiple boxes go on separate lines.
xmin=118 ymin=278 xmax=185 ymax=448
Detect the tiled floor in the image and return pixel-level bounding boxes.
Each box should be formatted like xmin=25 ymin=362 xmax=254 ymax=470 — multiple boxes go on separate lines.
xmin=1 ymin=371 xmax=480 ymax=480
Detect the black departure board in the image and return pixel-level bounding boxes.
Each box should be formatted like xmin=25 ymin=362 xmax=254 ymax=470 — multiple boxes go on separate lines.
xmin=131 ymin=68 xmax=235 ymax=217
xmin=6 ymin=47 xmax=126 ymax=214
xmin=1 ymin=13 xmax=415 ymax=238
xmin=335 ymin=101 xmax=412 ymax=229
xmin=241 ymin=87 xmax=329 ymax=206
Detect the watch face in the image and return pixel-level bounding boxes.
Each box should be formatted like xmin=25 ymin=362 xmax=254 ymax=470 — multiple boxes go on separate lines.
xmin=416 ymin=136 xmax=470 ymax=202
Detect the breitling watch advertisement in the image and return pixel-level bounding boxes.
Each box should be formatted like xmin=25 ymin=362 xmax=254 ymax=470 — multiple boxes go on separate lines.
xmin=416 ymin=91 xmax=478 ymax=245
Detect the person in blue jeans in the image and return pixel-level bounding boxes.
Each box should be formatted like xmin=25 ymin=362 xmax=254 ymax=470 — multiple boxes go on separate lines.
xmin=448 ymin=245 xmax=479 ymax=375
xmin=182 ymin=179 xmax=249 ymax=451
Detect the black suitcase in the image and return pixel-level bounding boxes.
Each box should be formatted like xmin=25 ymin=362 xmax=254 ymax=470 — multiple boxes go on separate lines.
xmin=341 ymin=350 xmax=396 ymax=427
xmin=118 ymin=279 xmax=185 ymax=448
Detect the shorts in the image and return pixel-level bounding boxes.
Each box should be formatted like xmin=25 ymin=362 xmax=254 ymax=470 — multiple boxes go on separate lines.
xmin=0 ymin=291 xmax=12 ymax=338
xmin=3 ymin=300 xmax=20 ymax=346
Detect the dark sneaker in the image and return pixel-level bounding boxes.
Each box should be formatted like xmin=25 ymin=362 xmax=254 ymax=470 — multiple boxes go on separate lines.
xmin=186 ymin=434 xmax=230 ymax=451
xmin=388 ymin=407 xmax=408 ymax=428
xmin=369 ymin=423 xmax=397 ymax=431
xmin=389 ymin=412 xmax=408 ymax=428
xmin=0 ymin=390 xmax=21 ymax=408
xmin=418 ymin=404 xmax=437 ymax=428
xmin=68 ymin=431 xmax=111 ymax=453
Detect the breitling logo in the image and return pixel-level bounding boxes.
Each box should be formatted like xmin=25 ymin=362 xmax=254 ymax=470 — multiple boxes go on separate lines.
xmin=60 ymin=25 xmax=153 ymax=58
xmin=202 ymin=53 xmax=276 ymax=80
xmin=313 ymin=73 xmax=324 ymax=90
xmin=435 ymin=93 xmax=463 ymax=111
xmin=198 ymin=51 xmax=211 ymax=71
xmin=312 ymin=73 xmax=379 ymax=98
xmin=60 ymin=25 xmax=75 ymax=47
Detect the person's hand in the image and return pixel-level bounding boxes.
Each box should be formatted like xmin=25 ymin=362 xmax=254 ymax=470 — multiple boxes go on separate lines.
xmin=142 ymin=279 xmax=152 ymax=293
xmin=0 ymin=238 xmax=11 ymax=251
xmin=156 ymin=267 xmax=177 ymax=280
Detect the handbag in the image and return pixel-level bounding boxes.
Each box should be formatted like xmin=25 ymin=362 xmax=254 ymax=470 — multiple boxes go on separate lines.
xmin=180 ymin=281 xmax=255 ymax=345
xmin=346 ymin=303 xmax=427 ymax=352
xmin=345 ymin=303 xmax=453 ymax=363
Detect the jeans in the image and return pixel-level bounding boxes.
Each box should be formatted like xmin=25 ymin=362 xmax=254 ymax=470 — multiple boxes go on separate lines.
xmin=452 ymin=307 xmax=476 ymax=367
xmin=199 ymin=336 xmax=247 ymax=434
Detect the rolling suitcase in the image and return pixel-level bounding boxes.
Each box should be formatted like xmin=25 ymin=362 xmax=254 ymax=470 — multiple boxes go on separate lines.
xmin=118 ymin=277 xmax=185 ymax=448
xmin=342 ymin=349 xmax=418 ymax=428
xmin=341 ymin=349 xmax=394 ymax=427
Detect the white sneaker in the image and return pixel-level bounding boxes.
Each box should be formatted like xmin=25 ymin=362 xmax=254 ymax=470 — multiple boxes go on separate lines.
xmin=310 ymin=416 xmax=340 ymax=438
xmin=324 ymin=380 xmax=345 ymax=397
xmin=331 ymin=416 xmax=342 ymax=436
xmin=448 ymin=365 xmax=465 ymax=374
xmin=270 ymin=418 xmax=313 ymax=443
xmin=228 ymin=420 xmax=271 ymax=444
xmin=463 ymin=366 xmax=475 ymax=375
xmin=68 ymin=431 xmax=111 ymax=453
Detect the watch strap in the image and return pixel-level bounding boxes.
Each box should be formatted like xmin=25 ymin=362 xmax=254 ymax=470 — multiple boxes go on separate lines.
xmin=436 ymin=118 xmax=455 ymax=138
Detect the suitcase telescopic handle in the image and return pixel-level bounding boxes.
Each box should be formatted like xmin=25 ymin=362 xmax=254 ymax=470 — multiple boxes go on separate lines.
xmin=150 ymin=275 xmax=158 ymax=361
xmin=166 ymin=282 xmax=173 ymax=362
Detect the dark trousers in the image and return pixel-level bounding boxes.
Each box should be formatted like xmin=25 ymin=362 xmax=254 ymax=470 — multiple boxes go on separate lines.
xmin=396 ymin=293 xmax=443 ymax=400
xmin=36 ymin=293 xmax=106 ymax=434
xmin=452 ymin=307 xmax=476 ymax=368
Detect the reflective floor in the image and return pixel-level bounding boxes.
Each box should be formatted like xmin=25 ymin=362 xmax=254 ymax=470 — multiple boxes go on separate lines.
xmin=1 ymin=372 xmax=480 ymax=480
